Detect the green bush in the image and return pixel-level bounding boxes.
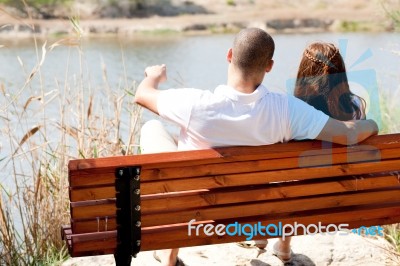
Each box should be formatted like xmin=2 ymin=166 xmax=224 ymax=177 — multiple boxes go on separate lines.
xmin=0 ymin=0 xmax=71 ymax=6
xmin=381 ymin=0 xmax=400 ymax=30
xmin=226 ymin=0 xmax=236 ymax=6
xmin=0 ymin=0 xmax=72 ymax=18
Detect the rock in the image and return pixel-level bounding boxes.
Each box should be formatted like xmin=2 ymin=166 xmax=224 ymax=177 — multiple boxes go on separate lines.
xmin=266 ymin=18 xmax=333 ymax=32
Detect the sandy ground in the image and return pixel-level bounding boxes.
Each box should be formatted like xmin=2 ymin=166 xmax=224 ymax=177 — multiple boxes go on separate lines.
xmin=63 ymin=233 xmax=399 ymax=266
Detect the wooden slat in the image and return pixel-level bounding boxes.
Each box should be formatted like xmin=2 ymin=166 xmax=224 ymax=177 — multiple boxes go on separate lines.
xmin=72 ymin=237 xmax=116 ymax=255
xmin=69 ymin=152 xmax=400 ymax=192
xmin=70 ymin=231 xmax=117 ymax=256
xmin=69 ymin=204 xmax=400 ymax=255
xmin=140 ymin=159 xmax=400 ymax=194
xmin=70 ymin=188 xmax=400 ymax=224
xmin=71 ymin=201 xmax=115 ymax=220
xmin=140 ymin=147 xmax=400 ymax=180
xmin=70 ymin=198 xmax=116 ymax=208
xmin=61 ymin=225 xmax=70 ymax=240
xmin=70 ymin=185 xmax=115 ymax=202
xmin=70 ymin=174 xmax=400 ymax=233
xmin=72 ymin=217 xmax=117 ymax=234
xmin=72 ymin=230 xmax=116 ymax=243
xmin=71 ymin=175 xmax=400 ymax=221
xmin=70 ymin=145 xmax=400 ymax=187
xmin=69 ymin=171 xmax=114 ymax=188
xmin=141 ymin=174 xmax=400 ymax=214
xmin=69 ymin=173 xmax=400 ymax=222
xmin=141 ymin=190 xmax=400 ymax=226
xmin=139 ymin=205 xmax=400 ymax=250
xmin=69 ymin=148 xmax=224 ymax=173
xmin=61 ymin=226 xmax=73 ymax=254
xmin=68 ymin=134 xmax=400 ymax=187
xmin=68 ymin=134 xmax=400 ymax=172
xmin=214 ymin=134 xmax=400 ymax=162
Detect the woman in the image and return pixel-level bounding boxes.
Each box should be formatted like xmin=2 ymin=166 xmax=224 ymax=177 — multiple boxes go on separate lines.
xmin=294 ymin=42 xmax=366 ymax=120
xmin=263 ymin=41 xmax=368 ymax=263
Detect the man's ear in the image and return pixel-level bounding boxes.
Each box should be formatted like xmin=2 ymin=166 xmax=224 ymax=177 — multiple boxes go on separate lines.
xmin=227 ymin=48 xmax=233 ymax=63
xmin=265 ymin=59 xmax=274 ymax=73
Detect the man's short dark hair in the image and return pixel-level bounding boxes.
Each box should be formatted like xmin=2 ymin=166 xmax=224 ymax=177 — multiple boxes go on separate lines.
xmin=232 ymin=28 xmax=275 ymax=75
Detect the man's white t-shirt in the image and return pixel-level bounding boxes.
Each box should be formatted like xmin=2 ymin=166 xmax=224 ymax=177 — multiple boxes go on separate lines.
xmin=157 ymin=84 xmax=329 ymax=150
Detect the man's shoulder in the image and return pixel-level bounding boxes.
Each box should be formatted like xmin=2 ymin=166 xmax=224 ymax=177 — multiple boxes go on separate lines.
xmin=162 ymin=87 xmax=205 ymax=94
xmin=259 ymin=86 xmax=291 ymax=104
xmin=258 ymin=85 xmax=287 ymax=97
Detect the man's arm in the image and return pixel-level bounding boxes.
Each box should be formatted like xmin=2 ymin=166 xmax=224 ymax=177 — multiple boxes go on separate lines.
xmin=134 ymin=64 xmax=167 ymax=114
xmin=316 ymin=118 xmax=379 ymax=145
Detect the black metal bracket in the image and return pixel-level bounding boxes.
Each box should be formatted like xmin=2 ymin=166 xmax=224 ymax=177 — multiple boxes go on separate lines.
xmin=114 ymin=166 xmax=141 ymax=266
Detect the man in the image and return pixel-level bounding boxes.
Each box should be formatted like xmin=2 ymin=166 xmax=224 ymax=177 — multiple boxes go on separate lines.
xmin=134 ymin=28 xmax=378 ymax=266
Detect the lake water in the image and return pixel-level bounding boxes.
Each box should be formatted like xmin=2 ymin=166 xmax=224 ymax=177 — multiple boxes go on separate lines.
xmin=2 ymin=32 xmax=400 ymax=93
xmin=1 ymin=32 xmax=400 ymax=113
xmin=1 ymin=32 xmax=400 ymax=183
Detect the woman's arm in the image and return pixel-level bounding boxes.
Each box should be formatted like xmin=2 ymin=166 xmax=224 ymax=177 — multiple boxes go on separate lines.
xmin=316 ymin=117 xmax=379 ymax=145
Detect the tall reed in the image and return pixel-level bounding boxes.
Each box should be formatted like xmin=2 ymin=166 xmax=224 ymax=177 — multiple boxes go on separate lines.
xmin=380 ymin=88 xmax=400 ymax=264
xmin=0 ymin=22 xmax=141 ymax=265
xmin=377 ymin=4 xmax=400 ymax=260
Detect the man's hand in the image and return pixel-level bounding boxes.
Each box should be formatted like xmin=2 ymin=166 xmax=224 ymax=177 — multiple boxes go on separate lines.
xmin=134 ymin=64 xmax=168 ymax=114
xmin=145 ymin=64 xmax=167 ymax=83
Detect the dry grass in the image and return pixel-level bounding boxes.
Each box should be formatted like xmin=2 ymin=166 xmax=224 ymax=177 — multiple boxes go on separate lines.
xmin=380 ymin=89 xmax=400 ymax=263
xmin=379 ymin=4 xmax=400 ymax=261
xmin=0 ymin=19 xmax=141 ymax=265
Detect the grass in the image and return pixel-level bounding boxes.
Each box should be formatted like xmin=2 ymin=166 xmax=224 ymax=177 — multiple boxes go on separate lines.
xmin=380 ymin=87 xmax=400 ymax=263
xmin=0 ymin=20 xmax=141 ymax=265
xmin=381 ymin=0 xmax=400 ymax=31
xmin=385 ymin=223 xmax=400 ymax=265
xmin=226 ymin=0 xmax=236 ymax=6
xmin=334 ymin=20 xmax=382 ymax=32
xmin=380 ymin=88 xmax=400 ymax=134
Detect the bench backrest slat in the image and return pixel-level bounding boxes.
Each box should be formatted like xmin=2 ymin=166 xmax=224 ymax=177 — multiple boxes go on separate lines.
xmin=70 ymin=173 xmax=399 ymax=207
xmin=70 ymin=173 xmax=400 ymax=234
xmin=69 ymin=204 xmax=400 ymax=256
xmin=68 ymin=144 xmax=400 ymax=192
xmin=70 ymin=157 xmax=400 ymax=200
xmin=140 ymin=189 xmax=400 ymax=227
xmin=68 ymin=134 xmax=400 ymax=175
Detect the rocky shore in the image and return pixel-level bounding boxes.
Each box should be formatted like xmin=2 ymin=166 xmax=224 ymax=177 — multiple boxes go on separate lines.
xmin=0 ymin=17 xmax=336 ymax=38
xmin=0 ymin=0 xmax=394 ymax=38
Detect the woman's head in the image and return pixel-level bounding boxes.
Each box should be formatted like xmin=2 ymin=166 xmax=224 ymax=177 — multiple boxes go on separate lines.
xmin=294 ymin=42 xmax=365 ymax=120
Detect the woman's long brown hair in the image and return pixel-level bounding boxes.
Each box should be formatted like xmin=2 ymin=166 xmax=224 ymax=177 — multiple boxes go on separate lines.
xmin=294 ymin=42 xmax=366 ymax=121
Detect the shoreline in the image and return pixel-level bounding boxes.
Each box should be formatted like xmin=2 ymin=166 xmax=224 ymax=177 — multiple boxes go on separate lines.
xmin=0 ymin=17 xmax=390 ymax=40
xmin=0 ymin=4 xmax=393 ymax=39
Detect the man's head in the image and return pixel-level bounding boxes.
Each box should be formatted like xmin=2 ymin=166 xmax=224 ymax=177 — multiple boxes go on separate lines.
xmin=229 ymin=28 xmax=275 ymax=77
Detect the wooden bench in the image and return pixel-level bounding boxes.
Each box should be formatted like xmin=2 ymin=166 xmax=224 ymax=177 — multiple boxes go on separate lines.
xmin=62 ymin=133 xmax=400 ymax=265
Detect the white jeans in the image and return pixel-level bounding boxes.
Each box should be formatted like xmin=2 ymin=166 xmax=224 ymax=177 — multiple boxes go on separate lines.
xmin=140 ymin=120 xmax=178 ymax=154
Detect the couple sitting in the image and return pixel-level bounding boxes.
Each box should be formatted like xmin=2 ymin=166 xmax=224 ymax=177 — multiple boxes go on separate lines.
xmin=134 ymin=28 xmax=377 ymax=266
